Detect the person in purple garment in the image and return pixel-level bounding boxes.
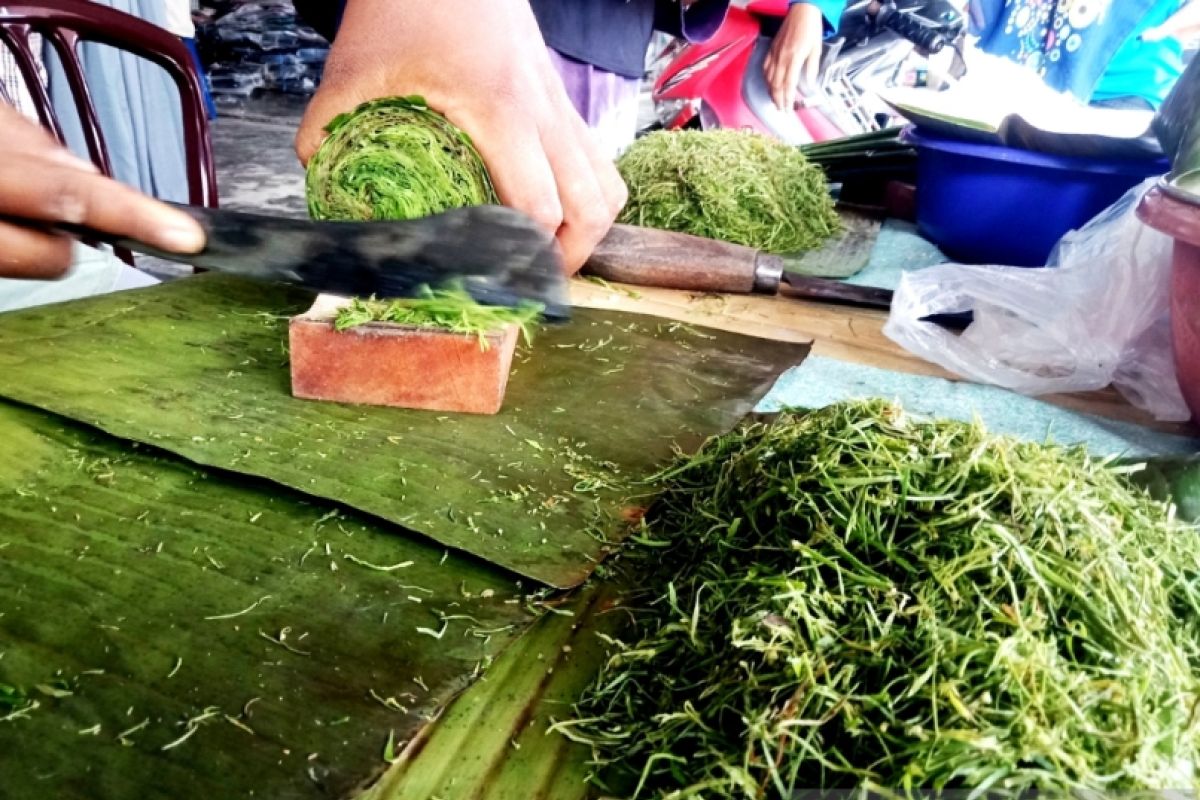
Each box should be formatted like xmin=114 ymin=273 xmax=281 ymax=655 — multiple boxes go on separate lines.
xmin=529 ymin=0 xmax=731 ymax=156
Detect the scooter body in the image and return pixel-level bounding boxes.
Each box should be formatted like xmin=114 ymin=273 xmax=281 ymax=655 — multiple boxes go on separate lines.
xmin=651 ymin=0 xmax=963 ymax=144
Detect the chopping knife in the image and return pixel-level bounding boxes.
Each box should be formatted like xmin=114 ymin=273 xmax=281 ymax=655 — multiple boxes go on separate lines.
xmin=586 ymin=224 xmax=972 ymax=329
xmin=2 ymin=203 xmax=571 ymax=320
xmin=586 ymin=223 xmax=895 ymax=310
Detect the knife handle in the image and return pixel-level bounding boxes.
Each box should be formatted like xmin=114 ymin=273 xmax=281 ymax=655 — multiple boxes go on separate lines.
xmin=587 ymin=223 xmax=778 ymax=294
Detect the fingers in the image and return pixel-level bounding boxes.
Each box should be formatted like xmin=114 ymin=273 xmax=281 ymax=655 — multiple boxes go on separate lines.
xmin=802 ymin=41 xmax=822 ymax=90
xmin=0 ymin=104 xmax=204 ymax=280
xmin=464 ymin=91 xmax=564 ymax=234
xmin=782 ymin=51 xmax=805 ymax=111
xmin=0 ymin=158 xmax=205 ymax=255
xmin=767 ymin=2 xmax=825 ymax=109
xmin=0 ymin=220 xmax=73 ymax=279
xmin=295 ymin=48 xmax=382 ymax=164
xmin=537 ymin=100 xmax=625 ymax=274
xmin=296 ymin=82 xmax=357 ymax=166
xmin=767 ymin=45 xmax=803 ymax=111
xmin=766 ymin=50 xmax=789 ymax=111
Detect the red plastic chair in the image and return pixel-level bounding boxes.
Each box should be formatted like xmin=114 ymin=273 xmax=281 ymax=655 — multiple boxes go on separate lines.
xmin=0 ymin=0 xmax=217 ymax=216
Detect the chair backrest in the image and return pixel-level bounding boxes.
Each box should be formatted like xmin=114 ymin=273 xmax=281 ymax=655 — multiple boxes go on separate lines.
xmin=0 ymin=0 xmax=217 ymax=209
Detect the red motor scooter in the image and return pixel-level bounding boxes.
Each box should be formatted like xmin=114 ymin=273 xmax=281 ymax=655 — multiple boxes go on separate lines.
xmin=649 ymin=0 xmax=965 ymax=145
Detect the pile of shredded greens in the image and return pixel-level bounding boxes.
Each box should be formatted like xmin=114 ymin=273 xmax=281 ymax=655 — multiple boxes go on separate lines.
xmin=305 ymin=95 xmax=497 ymax=222
xmin=557 ymin=400 xmax=1200 ymax=799
xmin=333 ymin=284 xmax=542 ymax=349
xmin=617 ymin=129 xmax=840 ymax=254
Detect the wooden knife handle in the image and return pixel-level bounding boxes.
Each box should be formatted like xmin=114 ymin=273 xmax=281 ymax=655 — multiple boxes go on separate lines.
xmin=586 ymin=223 xmax=767 ymax=294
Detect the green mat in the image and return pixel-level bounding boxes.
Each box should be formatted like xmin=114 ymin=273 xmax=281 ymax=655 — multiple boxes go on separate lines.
xmin=0 ymin=275 xmax=806 ymax=588
xmin=0 ymin=400 xmax=532 ymax=800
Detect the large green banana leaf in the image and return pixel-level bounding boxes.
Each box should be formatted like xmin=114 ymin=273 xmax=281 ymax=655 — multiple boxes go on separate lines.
xmin=0 ymin=275 xmax=805 ymax=588
xmin=0 ymin=399 xmax=534 ymax=800
xmin=358 ymin=584 xmax=624 ymax=800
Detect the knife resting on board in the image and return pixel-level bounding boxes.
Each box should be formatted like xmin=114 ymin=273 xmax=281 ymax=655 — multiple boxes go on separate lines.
xmin=585 ymin=223 xmax=895 ymax=310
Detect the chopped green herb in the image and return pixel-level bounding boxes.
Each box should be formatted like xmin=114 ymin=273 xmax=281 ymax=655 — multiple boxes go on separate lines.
xmin=332 ymin=285 xmax=543 ymax=348
xmin=559 ymin=400 xmax=1200 ymax=798
xmin=203 ymin=594 xmax=272 ymax=621
xmin=618 ymin=129 xmax=840 ymax=254
xmin=306 ymin=96 xmax=496 ymax=222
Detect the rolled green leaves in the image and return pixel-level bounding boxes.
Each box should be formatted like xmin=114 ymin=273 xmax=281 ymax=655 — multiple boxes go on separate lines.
xmin=618 ymin=129 xmax=841 ymax=254
xmin=306 ymin=96 xmax=497 ymax=222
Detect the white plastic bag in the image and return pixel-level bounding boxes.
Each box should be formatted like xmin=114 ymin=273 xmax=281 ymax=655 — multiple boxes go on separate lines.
xmin=883 ymin=179 xmax=1191 ymax=422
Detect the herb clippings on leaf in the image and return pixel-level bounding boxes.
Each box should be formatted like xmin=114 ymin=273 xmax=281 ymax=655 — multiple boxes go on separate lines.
xmin=333 ymin=284 xmax=543 ymax=349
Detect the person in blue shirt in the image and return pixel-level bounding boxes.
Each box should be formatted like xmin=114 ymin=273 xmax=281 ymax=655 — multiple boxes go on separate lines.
xmin=970 ymin=0 xmax=1198 ymax=109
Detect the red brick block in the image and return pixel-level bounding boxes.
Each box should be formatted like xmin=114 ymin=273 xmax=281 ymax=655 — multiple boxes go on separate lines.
xmin=289 ymin=296 xmax=520 ymax=415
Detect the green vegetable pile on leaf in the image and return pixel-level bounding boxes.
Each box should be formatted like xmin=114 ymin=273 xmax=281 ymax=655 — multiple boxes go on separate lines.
xmin=617 ymin=129 xmax=840 ymax=254
xmin=558 ymin=400 xmax=1200 ymax=798
xmin=306 ymin=96 xmax=497 ymax=222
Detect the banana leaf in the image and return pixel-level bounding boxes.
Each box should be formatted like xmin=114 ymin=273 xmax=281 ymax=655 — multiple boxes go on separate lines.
xmin=0 ymin=275 xmax=805 ymax=588
xmin=357 ymin=584 xmax=623 ymax=800
xmin=0 ymin=399 xmax=534 ymax=800
xmin=1131 ymin=455 xmax=1200 ymax=524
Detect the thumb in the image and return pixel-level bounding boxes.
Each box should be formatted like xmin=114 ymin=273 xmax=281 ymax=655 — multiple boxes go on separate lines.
xmin=295 ymin=84 xmax=363 ymax=166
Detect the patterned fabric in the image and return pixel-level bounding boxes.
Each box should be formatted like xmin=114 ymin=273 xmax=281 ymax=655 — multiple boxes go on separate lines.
xmin=971 ymin=0 xmax=1163 ymax=102
xmin=0 ymin=34 xmax=46 ymax=120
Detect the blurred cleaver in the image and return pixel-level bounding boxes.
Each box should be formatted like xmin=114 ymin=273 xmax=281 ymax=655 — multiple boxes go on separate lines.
xmin=2 ymin=203 xmax=571 ymax=320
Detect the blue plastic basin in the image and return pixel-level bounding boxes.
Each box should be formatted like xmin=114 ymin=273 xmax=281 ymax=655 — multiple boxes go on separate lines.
xmin=906 ymin=127 xmax=1167 ymax=266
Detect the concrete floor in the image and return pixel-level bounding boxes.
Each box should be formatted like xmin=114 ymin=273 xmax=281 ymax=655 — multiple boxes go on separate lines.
xmin=133 ymin=94 xmax=308 ymax=280
xmin=212 ymin=93 xmax=309 ymax=217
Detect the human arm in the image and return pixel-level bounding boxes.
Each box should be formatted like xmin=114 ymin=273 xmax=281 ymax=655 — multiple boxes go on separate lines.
xmin=763 ymin=1 xmax=833 ymax=111
xmin=0 ymin=102 xmax=204 ymax=279
xmin=1142 ymin=1 xmax=1200 ymax=42
xmin=293 ymin=0 xmax=627 ymax=275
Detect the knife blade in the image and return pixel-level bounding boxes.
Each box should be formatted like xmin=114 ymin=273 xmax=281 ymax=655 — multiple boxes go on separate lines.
xmin=3 ymin=203 xmax=570 ymax=320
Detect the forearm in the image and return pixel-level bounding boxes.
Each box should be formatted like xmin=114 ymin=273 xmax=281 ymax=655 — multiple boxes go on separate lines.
xmin=1147 ymin=0 xmax=1200 ymax=40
